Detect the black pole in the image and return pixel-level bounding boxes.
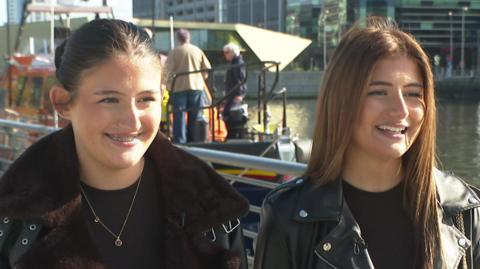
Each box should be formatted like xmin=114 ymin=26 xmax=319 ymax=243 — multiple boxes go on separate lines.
xmin=282 ymin=91 xmax=287 ymax=131
xmin=6 ymin=0 xmax=11 ymax=56
xmin=257 ymin=73 xmax=262 ymax=125
xmin=14 ymin=0 xmax=31 ymax=53
xmin=262 ymin=71 xmax=267 ymax=136
xmin=6 ymin=0 xmax=13 ymax=107
xmin=152 ymin=0 xmax=155 ymax=31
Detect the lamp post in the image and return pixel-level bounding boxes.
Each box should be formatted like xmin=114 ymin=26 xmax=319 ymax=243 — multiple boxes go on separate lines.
xmin=448 ymin=11 xmax=453 ymax=78
xmin=151 ymin=0 xmax=155 ymax=41
xmin=322 ymin=9 xmax=329 ymax=70
xmin=461 ymin=6 xmax=468 ymax=76
xmin=6 ymin=0 xmax=12 ymax=107
xmin=449 ymin=11 xmax=453 ymax=59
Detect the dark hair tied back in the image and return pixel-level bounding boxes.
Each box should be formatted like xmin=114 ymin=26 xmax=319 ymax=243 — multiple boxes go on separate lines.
xmin=54 ymin=19 xmax=159 ymax=92
xmin=54 ymin=39 xmax=67 ymax=72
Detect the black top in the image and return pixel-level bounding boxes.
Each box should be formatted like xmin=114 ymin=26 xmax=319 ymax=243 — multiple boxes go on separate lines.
xmin=342 ymin=180 xmax=414 ymax=269
xmin=224 ymin=55 xmax=247 ymax=98
xmin=80 ymin=157 xmax=163 ymax=269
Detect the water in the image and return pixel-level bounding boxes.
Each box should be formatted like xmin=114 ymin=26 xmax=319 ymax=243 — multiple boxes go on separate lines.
xmin=247 ymin=99 xmax=480 ymax=187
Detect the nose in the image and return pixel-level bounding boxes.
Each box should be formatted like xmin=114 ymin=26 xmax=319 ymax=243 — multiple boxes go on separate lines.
xmin=117 ymin=100 xmax=141 ymax=131
xmin=389 ymin=90 xmax=409 ymax=119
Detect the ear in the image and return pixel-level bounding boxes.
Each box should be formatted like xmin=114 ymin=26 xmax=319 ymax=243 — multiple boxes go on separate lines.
xmin=49 ymin=85 xmax=73 ymax=120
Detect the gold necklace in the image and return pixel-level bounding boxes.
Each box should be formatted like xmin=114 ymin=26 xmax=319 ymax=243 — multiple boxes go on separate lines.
xmin=79 ymin=174 xmax=143 ymax=247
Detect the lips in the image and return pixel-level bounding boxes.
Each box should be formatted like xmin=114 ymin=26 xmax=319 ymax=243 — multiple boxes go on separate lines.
xmin=376 ymin=125 xmax=408 ymax=135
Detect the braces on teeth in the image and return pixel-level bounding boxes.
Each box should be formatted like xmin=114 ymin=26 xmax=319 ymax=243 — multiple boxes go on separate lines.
xmin=109 ymin=135 xmax=137 ymax=142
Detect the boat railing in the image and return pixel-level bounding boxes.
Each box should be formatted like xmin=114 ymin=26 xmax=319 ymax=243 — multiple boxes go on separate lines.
xmin=166 ymin=61 xmax=287 ymax=142
xmin=0 ymin=118 xmax=307 ymax=267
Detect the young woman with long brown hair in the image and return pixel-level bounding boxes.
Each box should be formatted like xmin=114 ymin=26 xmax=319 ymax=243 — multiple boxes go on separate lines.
xmin=254 ymin=17 xmax=479 ymax=269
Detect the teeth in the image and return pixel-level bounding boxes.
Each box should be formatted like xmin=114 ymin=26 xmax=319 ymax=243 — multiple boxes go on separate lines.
xmin=108 ymin=134 xmax=138 ymax=142
xmin=377 ymin=125 xmax=407 ymax=133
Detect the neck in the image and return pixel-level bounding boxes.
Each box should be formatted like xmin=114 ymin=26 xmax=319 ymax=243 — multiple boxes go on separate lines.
xmin=342 ymin=151 xmax=403 ymax=192
xmin=79 ymin=158 xmax=144 ymax=191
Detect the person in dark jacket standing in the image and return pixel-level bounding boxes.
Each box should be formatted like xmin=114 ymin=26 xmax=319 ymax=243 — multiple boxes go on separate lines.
xmin=254 ymin=16 xmax=480 ymax=269
xmin=0 ymin=19 xmax=249 ymax=269
xmin=222 ymin=43 xmax=248 ymax=139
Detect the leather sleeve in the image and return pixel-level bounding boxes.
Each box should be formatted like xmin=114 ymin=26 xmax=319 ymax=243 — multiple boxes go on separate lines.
xmin=253 ymin=200 xmax=291 ymax=269
xmin=467 ymin=185 xmax=480 ymax=268
xmin=471 ymin=207 xmax=480 ymax=269
xmin=0 ymin=257 xmax=9 ymax=269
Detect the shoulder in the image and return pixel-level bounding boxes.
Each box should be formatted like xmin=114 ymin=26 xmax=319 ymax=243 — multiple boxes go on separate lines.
xmin=265 ymin=177 xmax=306 ymax=204
xmin=262 ymin=177 xmax=307 ymax=220
xmin=183 ymin=43 xmax=200 ymax=53
xmin=435 ymin=169 xmax=480 ymax=215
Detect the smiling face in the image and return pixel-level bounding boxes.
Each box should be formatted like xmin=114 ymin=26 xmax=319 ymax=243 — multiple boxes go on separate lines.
xmin=62 ymin=55 xmax=162 ymax=175
xmin=347 ymin=54 xmax=425 ymax=162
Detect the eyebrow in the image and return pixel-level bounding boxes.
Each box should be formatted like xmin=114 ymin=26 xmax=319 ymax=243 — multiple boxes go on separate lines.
xmin=369 ymin=81 xmax=423 ymax=88
xmin=93 ymin=89 xmax=161 ymax=96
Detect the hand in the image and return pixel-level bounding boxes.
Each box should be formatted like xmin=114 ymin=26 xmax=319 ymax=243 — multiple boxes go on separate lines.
xmin=234 ymin=96 xmax=243 ymax=102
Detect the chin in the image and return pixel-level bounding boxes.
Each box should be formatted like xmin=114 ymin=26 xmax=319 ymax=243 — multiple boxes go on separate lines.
xmin=378 ymin=147 xmax=408 ymax=159
xmin=109 ymin=155 xmax=144 ymax=169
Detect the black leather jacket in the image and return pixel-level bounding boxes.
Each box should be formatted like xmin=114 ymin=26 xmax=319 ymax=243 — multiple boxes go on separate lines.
xmin=254 ymin=170 xmax=480 ymax=269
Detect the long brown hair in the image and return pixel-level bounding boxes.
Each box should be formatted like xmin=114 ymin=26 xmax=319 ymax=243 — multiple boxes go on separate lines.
xmin=305 ymin=17 xmax=439 ymax=269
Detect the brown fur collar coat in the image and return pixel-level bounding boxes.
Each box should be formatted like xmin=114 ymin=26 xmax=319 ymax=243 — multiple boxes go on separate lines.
xmin=0 ymin=126 xmax=249 ymax=269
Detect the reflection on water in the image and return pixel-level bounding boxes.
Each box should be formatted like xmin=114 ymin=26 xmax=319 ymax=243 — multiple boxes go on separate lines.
xmin=436 ymin=101 xmax=480 ymax=186
xmin=247 ymin=99 xmax=480 ymax=187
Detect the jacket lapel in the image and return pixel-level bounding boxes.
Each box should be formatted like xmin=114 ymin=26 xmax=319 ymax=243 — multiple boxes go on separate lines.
xmin=313 ymin=203 xmax=374 ymax=269
xmin=293 ymin=180 xmax=374 ymax=268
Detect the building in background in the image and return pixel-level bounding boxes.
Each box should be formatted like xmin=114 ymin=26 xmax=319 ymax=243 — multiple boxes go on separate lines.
xmin=221 ymin=0 xmax=284 ymax=31
xmin=133 ymin=0 xmax=285 ymax=30
xmin=133 ymin=0 xmax=480 ymax=72
xmin=7 ymin=0 xmax=25 ymax=24
xmin=133 ymin=0 xmax=219 ymax=22
xmin=395 ymin=0 xmax=480 ymax=75
xmin=285 ymin=0 xmax=480 ymax=72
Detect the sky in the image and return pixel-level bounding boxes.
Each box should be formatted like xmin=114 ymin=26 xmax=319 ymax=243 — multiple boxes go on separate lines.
xmin=0 ymin=0 xmax=6 ymax=26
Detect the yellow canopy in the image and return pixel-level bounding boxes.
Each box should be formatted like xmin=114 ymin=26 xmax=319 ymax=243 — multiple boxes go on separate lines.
xmin=233 ymin=24 xmax=311 ymax=71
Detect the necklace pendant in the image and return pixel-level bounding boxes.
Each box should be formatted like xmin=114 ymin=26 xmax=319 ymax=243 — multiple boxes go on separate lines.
xmin=115 ymin=238 xmax=123 ymax=247
xmin=94 ymin=217 xmax=100 ymax=223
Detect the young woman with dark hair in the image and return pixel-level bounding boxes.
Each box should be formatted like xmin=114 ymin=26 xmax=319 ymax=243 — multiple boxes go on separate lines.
xmin=254 ymin=17 xmax=479 ymax=269
xmin=0 ymin=19 xmax=249 ymax=269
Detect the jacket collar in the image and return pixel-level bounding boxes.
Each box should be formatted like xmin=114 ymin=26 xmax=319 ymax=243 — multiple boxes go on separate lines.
xmin=293 ymin=179 xmax=343 ymax=222
xmin=0 ymin=125 xmax=249 ymax=233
